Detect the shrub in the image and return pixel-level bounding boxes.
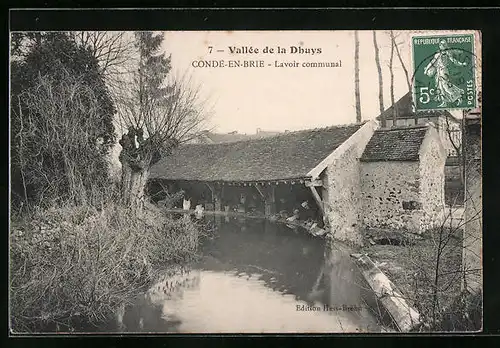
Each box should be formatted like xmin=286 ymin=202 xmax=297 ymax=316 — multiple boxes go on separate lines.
xmin=9 ymin=202 xmax=200 ymax=332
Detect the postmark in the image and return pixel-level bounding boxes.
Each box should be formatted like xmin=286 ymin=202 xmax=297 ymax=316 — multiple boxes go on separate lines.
xmin=411 ymin=33 xmax=477 ymax=111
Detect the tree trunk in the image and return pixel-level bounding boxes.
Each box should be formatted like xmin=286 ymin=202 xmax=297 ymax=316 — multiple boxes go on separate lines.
xmin=373 ymin=31 xmax=385 ymax=127
xmin=121 ymin=160 xmax=132 ymax=203
xmin=354 ymin=31 xmax=361 ymax=123
xmin=392 ymin=34 xmax=416 ymax=123
xmin=120 ymin=160 xmax=150 ymax=212
xmin=389 ymin=31 xmax=397 ymax=127
xmin=119 ymin=128 xmax=152 ymax=212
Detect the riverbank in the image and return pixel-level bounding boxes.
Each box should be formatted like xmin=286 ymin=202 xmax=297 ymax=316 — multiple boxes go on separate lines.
xmin=9 ymin=202 xmax=203 ymax=333
xmin=162 ymin=208 xmax=327 ymax=237
xmin=359 ymin=226 xmax=481 ymax=331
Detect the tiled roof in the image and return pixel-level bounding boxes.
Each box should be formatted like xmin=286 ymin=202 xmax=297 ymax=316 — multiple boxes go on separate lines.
xmin=360 ymin=125 xmax=429 ymax=162
xmin=376 ymin=92 xmax=459 ymax=122
xmin=194 ymin=130 xmax=282 ymax=144
xmin=205 ymin=132 xmax=253 ymax=143
xmin=150 ymin=123 xmax=364 ymax=182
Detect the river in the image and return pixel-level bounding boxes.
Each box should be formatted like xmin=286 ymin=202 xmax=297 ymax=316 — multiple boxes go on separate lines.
xmin=111 ymin=215 xmax=392 ymax=333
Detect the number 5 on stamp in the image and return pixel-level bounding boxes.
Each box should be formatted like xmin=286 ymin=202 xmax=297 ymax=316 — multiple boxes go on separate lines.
xmin=411 ymin=33 xmax=477 ymax=111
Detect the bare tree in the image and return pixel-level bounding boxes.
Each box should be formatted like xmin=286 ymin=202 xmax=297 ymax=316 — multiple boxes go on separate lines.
xmin=388 ymin=31 xmax=397 ymax=126
xmin=354 ymin=31 xmax=361 ymax=123
xmin=390 ymin=32 xmax=418 ymax=124
xmin=68 ymin=31 xmax=136 ymax=91
xmin=391 ymin=33 xmax=411 ymax=93
xmin=116 ymin=32 xmax=209 ymax=211
xmin=373 ymin=31 xmax=385 ymax=127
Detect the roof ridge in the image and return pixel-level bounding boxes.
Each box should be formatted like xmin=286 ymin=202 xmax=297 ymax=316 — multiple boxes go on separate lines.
xmin=376 ymin=124 xmax=429 ymax=132
xmin=185 ymin=122 xmax=366 ymax=146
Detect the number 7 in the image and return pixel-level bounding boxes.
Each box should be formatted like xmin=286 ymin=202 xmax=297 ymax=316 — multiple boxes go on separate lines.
xmin=208 ymin=46 xmax=213 ymax=53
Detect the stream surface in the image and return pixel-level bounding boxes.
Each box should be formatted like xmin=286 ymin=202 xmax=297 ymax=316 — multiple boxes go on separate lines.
xmin=111 ymin=216 xmax=388 ymax=333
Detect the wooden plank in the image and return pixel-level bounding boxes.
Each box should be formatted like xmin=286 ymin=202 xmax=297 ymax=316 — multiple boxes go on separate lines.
xmin=351 ymin=254 xmax=421 ymax=332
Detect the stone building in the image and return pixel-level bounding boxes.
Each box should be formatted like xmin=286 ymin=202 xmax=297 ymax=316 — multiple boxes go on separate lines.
xmin=376 ymin=93 xmax=464 ymax=206
xmin=149 ymin=121 xmax=447 ymax=245
xmin=377 ymin=92 xmax=462 ymax=157
xmin=359 ymin=125 xmax=447 ymax=233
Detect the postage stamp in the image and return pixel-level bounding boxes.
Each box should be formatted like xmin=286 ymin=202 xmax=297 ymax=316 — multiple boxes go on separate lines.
xmin=411 ymin=33 xmax=477 ymax=111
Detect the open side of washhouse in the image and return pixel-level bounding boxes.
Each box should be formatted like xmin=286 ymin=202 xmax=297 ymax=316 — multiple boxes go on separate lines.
xmin=148 ymin=121 xmax=376 ymax=230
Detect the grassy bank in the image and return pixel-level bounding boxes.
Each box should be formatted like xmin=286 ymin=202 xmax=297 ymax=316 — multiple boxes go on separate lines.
xmin=360 ymin=227 xmax=481 ymax=331
xmin=10 ymin=202 xmax=202 ymax=332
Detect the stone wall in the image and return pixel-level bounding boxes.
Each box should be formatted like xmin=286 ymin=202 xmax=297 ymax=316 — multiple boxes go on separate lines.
xmin=322 ymin=144 xmax=364 ymax=245
xmin=418 ymin=127 xmax=447 ymax=231
xmin=320 ymin=121 xmax=378 ymax=246
xmin=360 ymin=161 xmax=423 ymax=232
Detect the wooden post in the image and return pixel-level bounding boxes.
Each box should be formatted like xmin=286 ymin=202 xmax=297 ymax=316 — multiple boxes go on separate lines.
xmin=309 ymin=186 xmax=325 ymax=216
xmin=264 ymin=184 xmax=276 ymax=217
xmin=221 ymin=185 xmax=225 ymax=211
xmin=205 ymin=182 xmax=221 ymax=211
xmin=305 ymin=179 xmax=325 ymax=217
xmin=214 ymin=190 xmax=221 ymax=212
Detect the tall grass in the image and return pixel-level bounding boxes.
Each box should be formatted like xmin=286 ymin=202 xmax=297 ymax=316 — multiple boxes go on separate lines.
xmin=10 ymin=201 xmax=201 ymax=332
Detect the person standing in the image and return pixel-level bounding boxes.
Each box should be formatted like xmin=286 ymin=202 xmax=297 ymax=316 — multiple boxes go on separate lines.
xmin=183 ymin=197 xmax=191 ymax=210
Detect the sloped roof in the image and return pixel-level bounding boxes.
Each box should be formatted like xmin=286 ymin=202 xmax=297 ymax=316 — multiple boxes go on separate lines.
xmin=201 ymin=131 xmax=282 ymax=143
xmin=377 ymin=92 xmax=459 ymax=123
xmin=360 ymin=125 xmax=429 ymax=162
xmin=150 ymin=123 xmax=364 ymax=183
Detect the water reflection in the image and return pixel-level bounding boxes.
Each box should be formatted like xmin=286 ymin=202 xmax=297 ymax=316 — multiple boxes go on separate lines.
xmin=114 ymin=217 xmax=386 ymax=333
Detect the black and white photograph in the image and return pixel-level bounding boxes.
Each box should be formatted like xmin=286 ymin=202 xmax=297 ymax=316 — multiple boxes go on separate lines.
xmin=9 ymin=27 xmax=482 ymax=334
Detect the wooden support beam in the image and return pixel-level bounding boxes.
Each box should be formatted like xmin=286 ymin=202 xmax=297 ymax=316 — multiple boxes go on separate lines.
xmin=254 ymin=184 xmax=266 ymax=200
xmin=205 ymin=182 xmax=215 ymax=197
xmin=309 ymin=186 xmax=325 ymax=216
xmin=205 ymin=182 xmax=221 ymax=211
xmin=305 ymin=179 xmax=323 ymax=187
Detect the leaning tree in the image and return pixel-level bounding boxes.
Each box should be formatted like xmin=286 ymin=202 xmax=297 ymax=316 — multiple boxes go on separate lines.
xmin=116 ymin=31 xmax=208 ymax=211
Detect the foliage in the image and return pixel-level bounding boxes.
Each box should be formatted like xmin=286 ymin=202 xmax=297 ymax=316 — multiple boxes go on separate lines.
xmin=10 ymin=32 xmax=116 ymax=208
xmin=361 ymin=210 xmax=481 ymax=332
xmin=10 ymin=201 xmax=201 ymax=332
xmin=116 ymin=31 xmax=208 ymax=209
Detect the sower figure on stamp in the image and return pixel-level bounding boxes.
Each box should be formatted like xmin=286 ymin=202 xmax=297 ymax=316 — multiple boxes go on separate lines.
xmin=424 ymin=39 xmax=468 ymax=107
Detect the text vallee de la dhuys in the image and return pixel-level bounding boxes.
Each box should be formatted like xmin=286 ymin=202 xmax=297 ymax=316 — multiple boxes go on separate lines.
xmin=208 ymin=46 xmax=323 ymax=55
xmin=195 ymin=45 xmax=343 ymax=69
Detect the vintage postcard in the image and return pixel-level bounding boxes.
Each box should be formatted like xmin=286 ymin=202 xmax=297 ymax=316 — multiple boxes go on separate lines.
xmin=9 ymin=29 xmax=482 ymax=334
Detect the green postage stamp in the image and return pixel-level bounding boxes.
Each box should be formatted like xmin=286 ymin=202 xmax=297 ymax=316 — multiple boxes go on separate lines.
xmin=412 ymin=33 xmax=477 ymax=111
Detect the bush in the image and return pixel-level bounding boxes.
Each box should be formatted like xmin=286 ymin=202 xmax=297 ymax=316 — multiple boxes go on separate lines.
xmin=10 ymin=202 xmax=201 ymax=332
xmin=11 ymin=33 xmax=116 ymax=208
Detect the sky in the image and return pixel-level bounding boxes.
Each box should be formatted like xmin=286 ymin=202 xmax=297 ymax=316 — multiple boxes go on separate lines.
xmin=161 ymin=30 xmax=414 ymax=134
xmin=103 ymin=29 xmax=475 ymax=174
